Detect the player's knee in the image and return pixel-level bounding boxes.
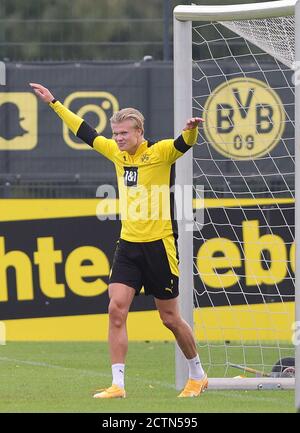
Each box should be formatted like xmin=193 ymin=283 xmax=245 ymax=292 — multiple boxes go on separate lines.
xmin=161 ymin=312 xmax=180 ymax=331
xmin=108 ymin=300 xmax=127 ymax=328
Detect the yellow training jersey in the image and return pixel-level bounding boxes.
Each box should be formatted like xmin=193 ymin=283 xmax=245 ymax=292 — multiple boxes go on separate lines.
xmin=50 ymin=100 xmax=198 ymax=242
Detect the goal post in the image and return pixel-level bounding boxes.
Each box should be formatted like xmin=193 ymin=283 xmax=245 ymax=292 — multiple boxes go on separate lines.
xmin=295 ymin=0 xmax=300 ymax=413
xmin=173 ymin=17 xmax=193 ymax=390
xmin=174 ymin=0 xmax=299 ymax=408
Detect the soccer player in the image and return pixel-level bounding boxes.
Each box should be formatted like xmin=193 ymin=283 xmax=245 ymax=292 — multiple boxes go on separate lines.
xmin=29 ymin=82 xmax=208 ymax=399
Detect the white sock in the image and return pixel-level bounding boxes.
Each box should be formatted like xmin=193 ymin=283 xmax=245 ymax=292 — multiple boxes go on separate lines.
xmin=112 ymin=363 xmax=125 ymax=388
xmin=187 ymin=354 xmax=205 ymax=380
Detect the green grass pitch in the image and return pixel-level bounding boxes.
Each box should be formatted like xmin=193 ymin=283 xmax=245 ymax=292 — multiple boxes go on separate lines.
xmin=0 ymin=341 xmax=295 ymax=413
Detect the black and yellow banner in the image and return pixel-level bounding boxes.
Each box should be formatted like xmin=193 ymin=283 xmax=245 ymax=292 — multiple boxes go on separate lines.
xmin=0 ymin=198 xmax=295 ymax=341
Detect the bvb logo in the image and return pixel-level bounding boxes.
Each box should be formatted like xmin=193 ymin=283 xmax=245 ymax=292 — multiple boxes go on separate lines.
xmin=203 ymin=77 xmax=285 ymax=160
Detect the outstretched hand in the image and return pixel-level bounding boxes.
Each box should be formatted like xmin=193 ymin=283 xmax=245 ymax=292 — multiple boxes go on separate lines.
xmin=29 ymin=83 xmax=55 ymax=103
xmin=183 ymin=117 xmax=204 ymax=130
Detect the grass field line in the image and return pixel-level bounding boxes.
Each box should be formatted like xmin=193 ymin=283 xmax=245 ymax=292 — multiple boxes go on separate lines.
xmin=0 ymin=356 xmax=176 ymax=390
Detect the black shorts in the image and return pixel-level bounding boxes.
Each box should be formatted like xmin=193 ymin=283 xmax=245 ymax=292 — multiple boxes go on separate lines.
xmin=109 ymin=236 xmax=179 ymax=300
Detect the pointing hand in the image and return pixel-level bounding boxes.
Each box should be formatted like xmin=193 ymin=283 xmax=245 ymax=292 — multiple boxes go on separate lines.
xmin=29 ymin=83 xmax=55 ymax=103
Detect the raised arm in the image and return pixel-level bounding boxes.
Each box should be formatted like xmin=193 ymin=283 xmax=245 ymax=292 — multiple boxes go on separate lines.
xmin=180 ymin=116 xmax=203 ymax=149
xmin=29 ymin=82 xmax=98 ymax=146
xmin=154 ymin=116 xmax=203 ymax=163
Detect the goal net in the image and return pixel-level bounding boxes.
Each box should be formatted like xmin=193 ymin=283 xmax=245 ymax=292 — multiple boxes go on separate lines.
xmin=174 ymin=0 xmax=298 ymax=392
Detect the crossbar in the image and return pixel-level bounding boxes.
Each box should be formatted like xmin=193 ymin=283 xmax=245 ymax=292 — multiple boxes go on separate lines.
xmin=174 ymin=0 xmax=295 ymax=22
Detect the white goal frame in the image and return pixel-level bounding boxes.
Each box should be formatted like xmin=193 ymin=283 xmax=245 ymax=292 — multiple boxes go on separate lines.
xmin=174 ymin=0 xmax=299 ymax=411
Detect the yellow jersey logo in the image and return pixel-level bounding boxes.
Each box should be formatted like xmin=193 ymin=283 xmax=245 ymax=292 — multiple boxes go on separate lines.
xmin=141 ymin=153 xmax=150 ymax=163
xmin=203 ymin=77 xmax=285 ymax=160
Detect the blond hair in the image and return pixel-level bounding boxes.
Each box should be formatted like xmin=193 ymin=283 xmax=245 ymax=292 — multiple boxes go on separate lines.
xmin=110 ymin=108 xmax=145 ymax=133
